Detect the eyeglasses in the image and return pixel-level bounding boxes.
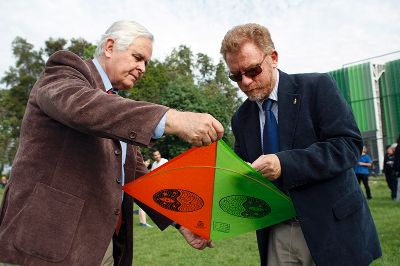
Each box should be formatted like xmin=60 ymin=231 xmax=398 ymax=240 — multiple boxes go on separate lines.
xmin=228 ymin=54 xmax=268 ymax=82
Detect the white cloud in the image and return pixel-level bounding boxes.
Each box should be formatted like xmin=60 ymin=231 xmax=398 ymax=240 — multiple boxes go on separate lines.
xmin=1 ymin=0 xmax=399 ymax=79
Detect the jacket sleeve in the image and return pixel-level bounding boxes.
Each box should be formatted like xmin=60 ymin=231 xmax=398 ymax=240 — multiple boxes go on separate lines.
xmin=34 ymin=51 xmax=168 ymax=147
xmin=277 ymin=74 xmax=363 ymax=190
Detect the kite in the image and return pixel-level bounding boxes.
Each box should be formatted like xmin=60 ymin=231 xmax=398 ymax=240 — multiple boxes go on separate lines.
xmin=123 ymin=140 xmax=296 ymax=240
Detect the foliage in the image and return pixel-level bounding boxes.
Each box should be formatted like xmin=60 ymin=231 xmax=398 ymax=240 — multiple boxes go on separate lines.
xmin=0 ymin=37 xmax=44 ymax=170
xmin=68 ymin=38 xmax=96 ymax=59
xmin=44 ymin=37 xmax=96 ymax=59
xmin=44 ymin=37 xmax=67 ymax=56
xmin=164 ymin=45 xmax=194 ymax=81
xmin=0 ymin=37 xmax=95 ymax=170
xmin=131 ymin=46 xmax=242 ymax=159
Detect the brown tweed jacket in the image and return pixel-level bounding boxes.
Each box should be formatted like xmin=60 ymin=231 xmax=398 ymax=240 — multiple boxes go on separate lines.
xmin=0 ymin=51 xmax=170 ymax=265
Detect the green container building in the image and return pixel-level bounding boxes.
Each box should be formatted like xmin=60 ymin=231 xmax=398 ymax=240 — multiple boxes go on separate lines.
xmin=379 ymin=59 xmax=400 ymax=145
xmin=329 ymin=60 xmax=400 ymax=172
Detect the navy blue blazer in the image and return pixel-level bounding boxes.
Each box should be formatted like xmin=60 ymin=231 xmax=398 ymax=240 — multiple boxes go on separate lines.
xmin=231 ymin=70 xmax=381 ymax=266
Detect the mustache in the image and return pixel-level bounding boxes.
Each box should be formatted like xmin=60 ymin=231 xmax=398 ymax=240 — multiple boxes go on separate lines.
xmin=245 ymin=84 xmax=263 ymax=92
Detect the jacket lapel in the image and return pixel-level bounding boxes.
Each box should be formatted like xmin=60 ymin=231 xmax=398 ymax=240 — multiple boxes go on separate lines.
xmin=85 ymin=59 xmax=107 ymax=92
xmin=277 ymin=71 xmax=301 ymax=151
xmin=242 ymin=102 xmax=263 ymax=162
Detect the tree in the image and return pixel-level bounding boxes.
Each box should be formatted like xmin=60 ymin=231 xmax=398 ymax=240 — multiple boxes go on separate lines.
xmin=155 ymin=77 xmax=205 ymax=158
xmin=68 ymin=38 xmax=96 ymax=59
xmin=0 ymin=37 xmax=44 ymax=170
xmin=44 ymin=38 xmax=67 ymax=56
xmin=0 ymin=90 xmax=16 ymax=172
xmin=44 ymin=37 xmax=95 ymax=59
xmin=125 ymin=59 xmax=169 ymax=102
xmin=196 ymin=53 xmax=215 ymax=82
xmin=0 ymin=37 xmax=95 ymax=170
xmin=164 ymin=45 xmax=194 ymax=82
xmin=130 ymin=46 xmax=242 ymax=159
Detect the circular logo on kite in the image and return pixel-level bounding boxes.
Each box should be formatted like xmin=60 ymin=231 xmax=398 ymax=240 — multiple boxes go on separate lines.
xmin=153 ymin=189 xmax=204 ymax=212
xmin=219 ymin=195 xmax=271 ymax=219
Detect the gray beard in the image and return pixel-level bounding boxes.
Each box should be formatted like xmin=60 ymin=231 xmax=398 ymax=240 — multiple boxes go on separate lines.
xmin=246 ymin=89 xmax=270 ymax=102
xmin=247 ymin=95 xmax=266 ymax=102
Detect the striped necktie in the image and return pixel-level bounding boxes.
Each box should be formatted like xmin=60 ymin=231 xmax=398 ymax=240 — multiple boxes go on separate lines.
xmin=107 ymin=88 xmax=118 ymax=95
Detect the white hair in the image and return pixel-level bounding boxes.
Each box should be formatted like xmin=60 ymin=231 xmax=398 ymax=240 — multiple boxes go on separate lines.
xmin=94 ymin=20 xmax=153 ymax=58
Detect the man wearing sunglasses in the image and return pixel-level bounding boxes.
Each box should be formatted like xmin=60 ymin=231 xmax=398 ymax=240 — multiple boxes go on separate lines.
xmin=221 ymin=23 xmax=381 ymax=266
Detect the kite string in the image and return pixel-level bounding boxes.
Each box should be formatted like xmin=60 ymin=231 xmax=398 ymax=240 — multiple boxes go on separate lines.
xmin=141 ymin=166 xmax=292 ymax=202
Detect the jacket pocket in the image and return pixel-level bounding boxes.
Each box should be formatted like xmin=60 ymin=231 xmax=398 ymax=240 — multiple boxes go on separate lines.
xmin=332 ymin=190 xmax=363 ymax=220
xmin=13 ymin=183 xmax=84 ymax=262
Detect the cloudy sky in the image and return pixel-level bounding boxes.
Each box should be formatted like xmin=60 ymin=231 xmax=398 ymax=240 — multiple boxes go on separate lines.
xmin=1 ymin=0 xmax=399 ymax=78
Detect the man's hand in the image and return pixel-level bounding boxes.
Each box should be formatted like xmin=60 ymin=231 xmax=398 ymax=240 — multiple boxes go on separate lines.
xmin=164 ymin=109 xmax=224 ymax=146
xmin=251 ymin=154 xmax=281 ymax=181
xmin=178 ymin=226 xmax=214 ymax=250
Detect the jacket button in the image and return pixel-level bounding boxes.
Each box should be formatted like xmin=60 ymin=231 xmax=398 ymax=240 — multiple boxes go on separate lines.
xmin=129 ymin=131 xmax=137 ymax=139
xmin=114 ymin=149 xmax=121 ymax=155
xmin=116 ymin=178 xmax=121 ymax=184
xmin=114 ymin=208 xmax=120 ymax=215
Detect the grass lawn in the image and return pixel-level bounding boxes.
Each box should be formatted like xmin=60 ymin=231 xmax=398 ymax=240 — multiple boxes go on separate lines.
xmin=1 ymin=176 xmax=399 ymax=265
xmin=368 ymin=176 xmax=400 ymax=266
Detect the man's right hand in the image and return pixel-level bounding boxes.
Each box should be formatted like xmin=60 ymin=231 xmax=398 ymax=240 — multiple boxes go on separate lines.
xmin=251 ymin=154 xmax=281 ymax=181
xmin=178 ymin=226 xmax=214 ymax=250
xmin=164 ymin=109 xmax=224 ymax=146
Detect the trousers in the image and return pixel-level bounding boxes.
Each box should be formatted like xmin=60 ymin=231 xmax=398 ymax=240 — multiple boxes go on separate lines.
xmin=267 ymin=221 xmax=315 ymax=266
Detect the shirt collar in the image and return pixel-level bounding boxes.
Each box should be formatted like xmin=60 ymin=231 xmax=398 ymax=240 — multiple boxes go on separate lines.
xmin=92 ymin=58 xmax=113 ymax=93
xmin=256 ymin=69 xmax=279 ymax=110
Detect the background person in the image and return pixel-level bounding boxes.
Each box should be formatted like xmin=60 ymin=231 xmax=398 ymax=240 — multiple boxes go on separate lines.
xmin=0 ymin=176 xmax=8 ymax=189
xmin=383 ymin=143 xmax=397 ymax=199
xmin=354 ymin=146 xmax=373 ymax=200
xmin=220 ymin=23 xmax=381 ymax=265
xmin=393 ymin=135 xmax=400 ymax=201
xmin=138 ymin=149 xmax=169 ymax=228
xmin=150 ymin=149 xmax=168 ymax=170
xmin=0 ymin=20 xmax=220 ymax=266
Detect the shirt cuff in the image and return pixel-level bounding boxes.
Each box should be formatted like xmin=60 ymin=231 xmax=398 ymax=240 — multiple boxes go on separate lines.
xmin=171 ymin=222 xmax=182 ymax=230
xmin=152 ymin=113 xmax=166 ymax=139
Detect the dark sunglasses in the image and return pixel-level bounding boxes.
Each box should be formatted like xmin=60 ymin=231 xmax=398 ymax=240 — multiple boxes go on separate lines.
xmin=229 ymin=54 xmax=268 ymax=82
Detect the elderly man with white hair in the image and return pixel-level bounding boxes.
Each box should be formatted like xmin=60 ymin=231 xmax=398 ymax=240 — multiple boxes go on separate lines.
xmin=0 ymin=20 xmax=220 ymax=266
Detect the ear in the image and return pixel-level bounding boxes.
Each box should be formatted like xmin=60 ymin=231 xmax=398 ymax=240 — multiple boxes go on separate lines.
xmin=104 ymin=38 xmax=115 ymax=58
xmin=270 ymin=50 xmax=278 ymax=67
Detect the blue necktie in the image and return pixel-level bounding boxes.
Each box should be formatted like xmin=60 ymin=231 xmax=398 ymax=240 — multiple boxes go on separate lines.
xmin=262 ymin=99 xmax=279 ymax=154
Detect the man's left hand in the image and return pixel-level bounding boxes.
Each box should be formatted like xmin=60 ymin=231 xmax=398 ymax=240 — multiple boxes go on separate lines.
xmin=178 ymin=226 xmax=214 ymax=250
xmin=251 ymin=154 xmax=281 ymax=181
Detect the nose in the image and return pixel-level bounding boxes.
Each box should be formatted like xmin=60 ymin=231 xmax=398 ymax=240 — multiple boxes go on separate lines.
xmin=240 ymin=74 xmax=253 ymax=86
xmin=137 ymin=61 xmax=146 ymax=74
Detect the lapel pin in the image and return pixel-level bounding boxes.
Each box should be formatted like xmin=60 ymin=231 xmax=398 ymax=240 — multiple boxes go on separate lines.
xmin=293 ymin=97 xmax=297 ymax=104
